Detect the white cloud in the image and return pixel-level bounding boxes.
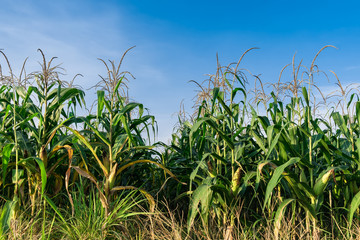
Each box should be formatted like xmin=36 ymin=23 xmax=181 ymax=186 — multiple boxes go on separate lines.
xmin=345 ymin=65 xmax=360 ymax=71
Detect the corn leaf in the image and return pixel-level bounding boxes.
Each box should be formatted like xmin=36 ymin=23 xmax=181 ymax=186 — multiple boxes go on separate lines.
xmin=264 ymin=157 xmax=300 ymax=208
xmin=274 ymin=198 xmax=295 ymax=240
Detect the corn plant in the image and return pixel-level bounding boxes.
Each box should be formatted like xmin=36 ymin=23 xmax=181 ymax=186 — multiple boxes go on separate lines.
xmin=186 ymin=51 xmax=261 ymax=239
xmin=64 ymin=49 xmax=178 ymax=216
xmin=0 ymin=50 xmax=85 ymax=215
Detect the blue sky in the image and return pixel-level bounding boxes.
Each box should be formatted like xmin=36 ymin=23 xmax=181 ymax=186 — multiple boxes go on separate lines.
xmin=1 ymin=0 xmax=360 ymax=142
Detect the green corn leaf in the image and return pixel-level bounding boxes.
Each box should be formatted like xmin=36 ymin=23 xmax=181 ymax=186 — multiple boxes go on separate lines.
xmin=14 ymin=86 xmax=27 ymax=100
xmin=187 ymin=183 xmax=213 ymax=230
xmin=347 ymin=93 xmax=357 ymax=110
xmin=222 ymin=73 xmax=232 ymax=89
xmin=332 ymin=112 xmax=350 ymax=139
xmin=258 ymin=116 xmax=271 ymax=130
xmin=208 ymin=152 xmax=227 ymax=164
xmin=264 ymin=157 xmax=300 ymax=209
xmin=113 ymin=76 xmax=124 ymax=95
xmin=1 ymin=104 xmax=12 ymax=130
xmin=311 ymin=133 xmax=324 ymax=149
xmin=112 ymin=134 xmax=128 ymax=159
xmin=274 ymin=198 xmax=296 ymax=239
xmin=211 ymin=183 xmax=231 ymax=203
xmin=234 ymin=74 xmax=247 ymax=89
xmin=190 ymin=117 xmax=234 ymax=150
xmin=103 ymin=99 xmax=112 ymax=113
xmin=355 ymin=139 xmax=360 ymax=169
xmin=47 ymin=88 xmax=84 ymax=114
xmin=237 ymin=171 xmax=257 ymax=196
xmin=266 ymin=125 xmax=275 ymax=148
xmin=297 ymin=198 xmax=317 ymax=220
xmin=265 ymin=124 xmax=287 ymax=161
xmin=2 ymin=144 xmax=14 ymax=184
xmin=97 ymin=90 xmax=105 ymax=118
xmin=302 ymin=87 xmax=309 ymax=106
xmin=348 ymin=190 xmax=360 ymax=228
xmin=116 ymin=159 xmax=183 ymax=184
xmin=34 ymin=157 xmax=47 ymax=195
xmin=5 ymin=112 xmax=38 ymax=132
xmin=251 ymin=130 xmax=267 ymax=153
xmin=283 ymin=174 xmax=312 ymax=202
xmin=231 ymin=88 xmax=246 ymax=102
xmin=296 ymin=182 xmax=316 ymax=203
xmin=356 ymin=102 xmax=360 ymax=124
xmin=120 ymin=115 xmax=135 ymax=145
xmin=210 ymin=87 xmax=220 ymax=114
xmin=113 ymin=102 xmax=142 ymax=127
xmin=23 ymin=86 xmax=35 ymax=104
xmin=65 ymin=127 xmax=108 ymax=177
xmin=14 ymin=156 xmax=46 ymax=195
xmin=82 ymin=117 xmax=110 ymax=147
xmin=216 ymin=93 xmax=233 ymax=117
xmin=189 ymin=160 xmax=207 ymax=190
xmin=0 ymin=199 xmax=16 ymax=236
xmin=12 ymin=169 xmax=24 ymax=184
xmin=43 ymin=117 xmax=75 ymax=147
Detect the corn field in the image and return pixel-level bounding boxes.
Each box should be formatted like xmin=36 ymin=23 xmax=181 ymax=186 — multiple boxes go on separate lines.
xmin=0 ymin=46 xmax=360 ymax=239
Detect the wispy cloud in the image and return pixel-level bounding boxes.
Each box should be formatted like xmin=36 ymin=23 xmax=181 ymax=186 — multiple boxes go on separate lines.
xmin=345 ymin=65 xmax=360 ymax=71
